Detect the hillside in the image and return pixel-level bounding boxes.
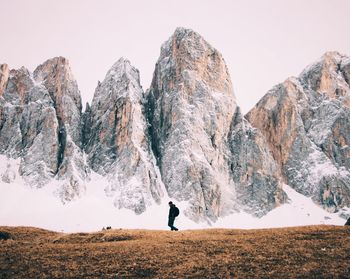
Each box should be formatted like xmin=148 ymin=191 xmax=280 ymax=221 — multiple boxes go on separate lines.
xmin=1 ymin=225 xmax=349 ymax=278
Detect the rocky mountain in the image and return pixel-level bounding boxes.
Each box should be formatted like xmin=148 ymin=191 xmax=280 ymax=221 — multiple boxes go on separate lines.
xmin=1 ymin=28 xmax=349 ymax=224
xmin=229 ymin=107 xmax=286 ymax=217
xmin=246 ymin=51 xmax=350 ymax=213
xmin=0 ymin=57 xmax=88 ymax=201
xmin=83 ymin=58 xmax=163 ymax=214
xmin=146 ymin=27 xmax=285 ymax=222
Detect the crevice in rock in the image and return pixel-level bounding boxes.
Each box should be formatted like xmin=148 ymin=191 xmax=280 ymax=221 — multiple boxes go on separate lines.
xmin=145 ymin=91 xmax=161 ymax=167
xmin=109 ymin=103 xmax=120 ymax=160
xmin=81 ymin=102 xmax=92 ymax=149
xmin=57 ymin=119 xmax=66 ymax=171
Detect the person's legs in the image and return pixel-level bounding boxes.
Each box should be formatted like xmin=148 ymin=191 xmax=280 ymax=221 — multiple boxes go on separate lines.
xmin=168 ymin=217 xmax=176 ymax=230
xmin=172 ymin=220 xmax=178 ymax=231
xmin=169 ymin=217 xmax=179 ymax=231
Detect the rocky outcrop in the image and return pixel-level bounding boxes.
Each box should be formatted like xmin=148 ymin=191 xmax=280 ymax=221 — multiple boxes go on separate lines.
xmin=84 ymin=58 xmax=163 ymax=214
xmin=0 ymin=67 xmax=37 ymax=157
xmin=147 ymin=28 xmax=237 ymax=222
xmin=33 ymin=57 xmax=88 ymax=200
xmin=229 ymin=107 xmax=286 ymax=217
xmin=147 ymin=28 xmax=285 ymax=222
xmin=0 ymin=65 xmax=60 ymax=188
xmin=0 ymin=57 xmax=88 ymax=200
xmin=246 ymin=52 xmax=350 ymax=212
xmin=33 ymin=57 xmax=83 ymax=146
xmin=0 ymin=64 xmax=9 ymax=96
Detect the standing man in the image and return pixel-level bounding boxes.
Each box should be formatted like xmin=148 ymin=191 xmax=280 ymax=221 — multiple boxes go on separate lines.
xmin=168 ymin=201 xmax=179 ymax=231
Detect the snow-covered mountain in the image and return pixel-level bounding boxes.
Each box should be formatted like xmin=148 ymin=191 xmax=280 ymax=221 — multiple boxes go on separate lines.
xmin=146 ymin=28 xmax=285 ymax=222
xmin=83 ymin=58 xmax=164 ymax=214
xmin=0 ymin=28 xmax=349 ymax=230
xmin=0 ymin=57 xmax=88 ymax=202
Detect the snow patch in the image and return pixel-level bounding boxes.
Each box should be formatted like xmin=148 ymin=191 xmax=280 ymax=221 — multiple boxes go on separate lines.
xmin=0 ymin=163 xmax=346 ymax=233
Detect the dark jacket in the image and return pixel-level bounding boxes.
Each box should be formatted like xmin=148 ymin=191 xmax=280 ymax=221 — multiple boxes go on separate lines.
xmin=169 ymin=205 xmax=177 ymax=218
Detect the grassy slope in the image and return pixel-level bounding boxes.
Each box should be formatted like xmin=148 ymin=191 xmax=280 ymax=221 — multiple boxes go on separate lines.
xmin=0 ymin=225 xmax=349 ymax=278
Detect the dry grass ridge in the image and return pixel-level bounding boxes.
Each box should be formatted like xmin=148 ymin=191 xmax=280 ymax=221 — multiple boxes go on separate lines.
xmin=0 ymin=225 xmax=350 ymax=278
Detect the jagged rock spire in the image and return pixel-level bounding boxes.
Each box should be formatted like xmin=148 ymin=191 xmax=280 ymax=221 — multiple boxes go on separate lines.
xmin=84 ymin=58 xmax=163 ymax=214
xmin=246 ymin=51 xmax=350 ymax=212
xmin=0 ymin=57 xmax=88 ymax=200
xmin=146 ymin=27 xmax=286 ymax=221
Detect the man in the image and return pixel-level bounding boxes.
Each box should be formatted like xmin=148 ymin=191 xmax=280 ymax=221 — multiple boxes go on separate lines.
xmin=168 ymin=201 xmax=179 ymax=231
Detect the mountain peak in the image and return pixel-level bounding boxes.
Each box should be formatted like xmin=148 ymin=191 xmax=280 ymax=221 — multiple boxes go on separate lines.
xmin=172 ymin=27 xmax=197 ymax=38
xmin=153 ymin=28 xmax=234 ymax=98
xmin=105 ymin=57 xmax=140 ymax=83
xmin=110 ymin=57 xmax=131 ymax=69
xmin=32 ymin=56 xmax=83 ymax=146
xmin=163 ymin=27 xmax=214 ymax=55
xmin=299 ymin=52 xmax=350 ymax=99
xmin=322 ymin=50 xmax=342 ymax=60
xmin=33 ymin=56 xmax=74 ymax=84
xmin=36 ymin=56 xmax=71 ymax=70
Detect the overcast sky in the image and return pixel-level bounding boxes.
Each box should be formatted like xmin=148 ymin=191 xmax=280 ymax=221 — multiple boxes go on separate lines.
xmin=1 ymin=0 xmax=350 ymax=113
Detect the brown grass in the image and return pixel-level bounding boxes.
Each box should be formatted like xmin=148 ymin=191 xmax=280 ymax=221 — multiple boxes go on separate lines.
xmin=0 ymin=225 xmax=349 ymax=278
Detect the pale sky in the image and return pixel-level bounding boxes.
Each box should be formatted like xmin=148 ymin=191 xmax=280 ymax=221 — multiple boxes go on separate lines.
xmin=1 ymin=0 xmax=350 ymax=113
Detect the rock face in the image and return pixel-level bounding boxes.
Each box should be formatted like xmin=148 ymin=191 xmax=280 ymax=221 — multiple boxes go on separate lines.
xmin=0 ymin=64 xmax=9 ymax=96
xmin=229 ymin=107 xmax=286 ymax=217
xmin=84 ymin=58 xmax=163 ymax=214
xmin=33 ymin=57 xmax=88 ymax=200
xmin=246 ymin=52 xmax=350 ymax=212
xmin=2 ymin=29 xmax=349 ymax=222
xmin=0 ymin=66 xmax=59 ymax=186
xmin=0 ymin=57 xmax=88 ymax=200
xmin=147 ymin=28 xmax=285 ymax=221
